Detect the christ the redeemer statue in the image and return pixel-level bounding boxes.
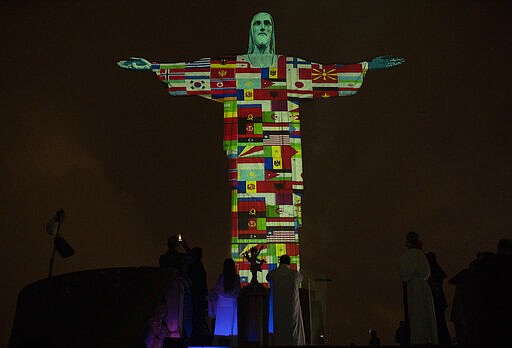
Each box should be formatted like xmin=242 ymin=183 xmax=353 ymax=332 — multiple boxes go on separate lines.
xmin=118 ymin=12 xmax=404 ymax=285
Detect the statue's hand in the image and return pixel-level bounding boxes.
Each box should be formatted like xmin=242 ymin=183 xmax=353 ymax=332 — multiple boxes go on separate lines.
xmin=368 ymin=55 xmax=405 ymax=70
xmin=117 ymin=57 xmax=152 ymax=70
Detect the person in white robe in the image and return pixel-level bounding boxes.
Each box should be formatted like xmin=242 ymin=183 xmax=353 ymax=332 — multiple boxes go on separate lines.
xmin=266 ymin=254 xmax=305 ymax=345
xmin=400 ymin=231 xmax=439 ymax=345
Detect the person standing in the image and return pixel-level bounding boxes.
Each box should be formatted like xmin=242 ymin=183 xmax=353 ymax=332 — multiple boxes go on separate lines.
xmin=426 ymin=251 xmax=451 ymax=344
xmin=400 ymin=231 xmax=438 ymax=345
xmin=266 ymin=254 xmax=305 ymax=345
xmin=159 ymin=235 xmax=192 ymax=338
xmin=493 ymin=238 xmax=512 ymax=348
xmin=187 ymin=247 xmax=211 ymax=343
xmin=209 ymin=258 xmax=241 ymax=346
xmin=145 ymin=235 xmax=192 ymax=346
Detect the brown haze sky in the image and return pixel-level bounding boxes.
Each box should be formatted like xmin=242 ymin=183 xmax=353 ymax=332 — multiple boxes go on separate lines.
xmin=2 ymin=0 xmax=512 ymax=346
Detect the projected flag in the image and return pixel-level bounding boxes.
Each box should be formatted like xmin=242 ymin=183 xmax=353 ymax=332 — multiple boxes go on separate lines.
xmin=150 ymin=55 xmax=367 ymax=285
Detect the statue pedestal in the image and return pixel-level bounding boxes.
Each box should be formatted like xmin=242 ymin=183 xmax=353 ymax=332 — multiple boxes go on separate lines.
xmin=237 ymin=284 xmax=269 ymax=347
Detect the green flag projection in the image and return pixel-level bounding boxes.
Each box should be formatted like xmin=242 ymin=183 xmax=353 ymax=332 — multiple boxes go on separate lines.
xmin=118 ymin=12 xmax=404 ymax=285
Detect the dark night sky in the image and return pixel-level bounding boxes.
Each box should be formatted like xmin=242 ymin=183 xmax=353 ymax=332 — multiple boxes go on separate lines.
xmin=2 ymin=0 xmax=512 ymax=346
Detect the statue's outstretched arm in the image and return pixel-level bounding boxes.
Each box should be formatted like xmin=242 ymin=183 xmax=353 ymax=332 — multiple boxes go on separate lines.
xmin=117 ymin=57 xmax=152 ymax=70
xmin=368 ymin=55 xmax=405 ymax=70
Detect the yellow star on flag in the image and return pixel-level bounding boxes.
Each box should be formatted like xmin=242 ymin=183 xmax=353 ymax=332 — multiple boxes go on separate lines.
xmin=312 ymin=68 xmax=337 ymax=82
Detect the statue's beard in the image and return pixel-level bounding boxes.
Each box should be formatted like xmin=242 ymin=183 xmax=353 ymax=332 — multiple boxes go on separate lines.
xmin=254 ymin=32 xmax=271 ymax=47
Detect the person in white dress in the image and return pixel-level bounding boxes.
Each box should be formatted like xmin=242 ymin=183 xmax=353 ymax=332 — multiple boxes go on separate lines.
xmin=209 ymin=258 xmax=241 ymax=346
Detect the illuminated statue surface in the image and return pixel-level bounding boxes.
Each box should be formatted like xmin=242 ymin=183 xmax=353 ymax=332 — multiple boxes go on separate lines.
xmin=118 ymin=12 xmax=404 ymax=285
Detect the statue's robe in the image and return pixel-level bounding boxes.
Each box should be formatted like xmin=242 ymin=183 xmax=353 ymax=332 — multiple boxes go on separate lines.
xmin=151 ymin=55 xmax=367 ymax=284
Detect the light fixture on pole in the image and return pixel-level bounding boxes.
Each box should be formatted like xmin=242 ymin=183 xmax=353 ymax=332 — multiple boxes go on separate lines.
xmin=46 ymin=209 xmax=75 ymax=277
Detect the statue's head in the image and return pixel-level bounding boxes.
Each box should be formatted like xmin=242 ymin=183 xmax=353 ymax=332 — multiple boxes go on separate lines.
xmin=247 ymin=12 xmax=275 ymax=54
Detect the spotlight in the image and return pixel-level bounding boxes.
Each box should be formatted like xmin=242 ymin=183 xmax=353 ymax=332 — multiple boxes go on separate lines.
xmin=54 ymin=235 xmax=75 ymax=258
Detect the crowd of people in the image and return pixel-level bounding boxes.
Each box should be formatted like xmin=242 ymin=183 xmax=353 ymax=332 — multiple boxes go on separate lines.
xmin=145 ymin=234 xmax=304 ymax=348
xmin=145 ymin=233 xmax=511 ymax=347
xmin=400 ymin=232 xmax=512 ymax=347
xmin=448 ymin=238 xmax=512 ymax=347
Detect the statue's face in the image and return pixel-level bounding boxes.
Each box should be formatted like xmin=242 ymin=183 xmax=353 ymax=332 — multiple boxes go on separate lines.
xmin=251 ymin=12 xmax=273 ymax=48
